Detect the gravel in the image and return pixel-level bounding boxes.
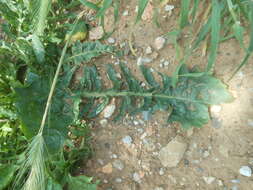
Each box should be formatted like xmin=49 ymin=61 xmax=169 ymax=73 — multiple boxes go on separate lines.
xmin=113 ymin=160 xmax=124 ymax=170
xmin=122 ymin=135 xmax=133 ymax=146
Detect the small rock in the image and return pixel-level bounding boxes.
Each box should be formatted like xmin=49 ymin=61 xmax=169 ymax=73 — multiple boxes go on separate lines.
xmin=247 ymin=119 xmax=253 ymax=127
xmin=163 ymin=60 xmax=170 ymax=66
xmin=211 ymin=117 xmax=222 ymax=129
xmin=133 ymin=120 xmax=139 ymax=126
xmin=111 ymin=154 xmax=118 ymax=159
xmin=217 ymin=180 xmax=223 ymax=186
xmin=97 ymin=159 xmax=104 ymax=165
xmin=146 ymin=46 xmax=153 ymax=54
xmin=89 ymin=26 xmax=104 ymax=40
xmin=203 ymin=176 xmax=216 ymax=184
xmin=239 ymin=166 xmax=252 ymax=177
xmin=203 ymin=150 xmax=210 ymax=158
xmin=159 ymin=63 xmax=164 ymax=68
xmin=107 ymin=37 xmax=115 ymax=44
xmin=122 ymin=135 xmax=133 ymax=146
xmin=133 ymin=172 xmax=141 ymax=183
xmin=150 ymin=52 xmax=159 ymax=59
xmin=231 ymin=179 xmax=240 ymax=183
xmin=104 ymin=104 xmax=116 ymax=118
xmin=142 ymin=111 xmax=151 ymax=121
xmin=210 ymin=105 xmax=222 ymax=114
xmin=102 ymin=163 xmax=113 ymax=174
xmin=165 ymin=5 xmax=175 ymax=12
xmin=103 ymin=179 xmax=108 ymax=183
xmin=232 ymin=186 xmax=238 ymax=190
xmin=115 ymin=178 xmax=122 ymax=183
xmin=113 ymin=160 xmax=124 ymax=170
xmin=158 ymin=136 xmax=187 ymax=167
xmin=154 ymin=187 xmax=164 ymax=190
xmin=123 ymin=10 xmax=129 ymax=16
xmin=159 ymin=168 xmax=165 ymax=175
xmin=154 ymin=37 xmax=166 ymax=50
xmin=99 ymin=119 xmax=108 ymax=127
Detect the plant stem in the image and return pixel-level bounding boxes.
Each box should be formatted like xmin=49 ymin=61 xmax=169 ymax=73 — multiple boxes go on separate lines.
xmin=38 ymin=12 xmax=84 ymax=134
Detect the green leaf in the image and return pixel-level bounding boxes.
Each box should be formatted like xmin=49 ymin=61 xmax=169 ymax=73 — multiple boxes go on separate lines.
xmin=0 ymin=164 xmax=18 ymax=190
xmin=79 ymin=64 xmax=233 ymax=129
xmin=14 ymin=73 xmax=74 ymax=153
xmin=95 ymin=0 xmax=112 ymax=18
xmin=206 ymin=0 xmax=221 ymax=72
xmin=135 ymin=0 xmax=149 ymax=24
xmin=79 ymin=0 xmax=99 ymax=11
xmin=46 ymin=177 xmax=62 ymax=190
xmin=67 ymin=41 xmax=118 ymax=64
xmin=179 ymin=0 xmax=191 ymax=28
xmin=68 ymin=175 xmax=97 ymax=190
xmin=31 ymin=34 xmax=45 ymax=63
xmin=30 ymin=0 xmax=51 ymax=35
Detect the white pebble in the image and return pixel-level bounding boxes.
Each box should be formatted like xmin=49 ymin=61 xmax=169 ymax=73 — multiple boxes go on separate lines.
xmin=154 ymin=37 xmax=166 ymax=50
xmin=145 ymin=46 xmax=153 ymax=54
xmin=239 ymin=166 xmax=252 ymax=177
xmin=122 ymin=135 xmax=133 ymax=146
xmin=165 ymin=5 xmax=175 ymax=12
xmin=104 ymin=104 xmax=116 ymax=118
xmin=115 ymin=178 xmax=122 ymax=183
xmin=133 ymin=172 xmax=141 ymax=183
xmin=203 ymin=176 xmax=216 ymax=184
xmin=163 ymin=61 xmax=170 ymax=66
xmin=107 ymin=37 xmax=115 ymax=44
xmin=210 ymin=105 xmax=222 ymax=113
xmin=123 ymin=10 xmax=129 ymax=16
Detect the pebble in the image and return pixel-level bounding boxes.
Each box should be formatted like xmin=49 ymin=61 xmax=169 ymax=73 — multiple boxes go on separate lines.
xmin=133 ymin=120 xmax=139 ymax=126
xmin=165 ymin=5 xmax=175 ymax=12
xmin=113 ymin=160 xmax=124 ymax=170
xmin=154 ymin=37 xmax=166 ymax=50
xmin=115 ymin=178 xmax=122 ymax=183
xmin=123 ymin=10 xmax=129 ymax=16
xmin=203 ymin=176 xmax=216 ymax=184
xmin=163 ymin=60 xmax=170 ymax=66
xmin=154 ymin=187 xmax=164 ymax=190
xmin=142 ymin=111 xmax=151 ymax=121
xmin=103 ymin=104 xmax=116 ymax=118
xmin=210 ymin=105 xmax=222 ymax=115
xmin=239 ymin=166 xmax=252 ymax=177
xmin=231 ymin=179 xmax=240 ymax=183
xmin=122 ymin=135 xmax=133 ymax=146
xmin=111 ymin=154 xmax=118 ymax=159
xmin=89 ymin=26 xmax=104 ymax=40
xmin=103 ymin=179 xmax=108 ymax=183
xmin=133 ymin=172 xmax=141 ymax=183
xmin=107 ymin=37 xmax=115 ymax=44
xmin=159 ymin=168 xmax=165 ymax=175
xmin=203 ymin=150 xmax=210 ymax=158
xmin=232 ymin=186 xmax=238 ymax=190
xmin=97 ymin=159 xmax=104 ymax=165
xmin=102 ymin=163 xmax=113 ymax=174
xmin=211 ymin=117 xmax=222 ymax=129
xmin=99 ymin=119 xmax=108 ymax=127
xmin=158 ymin=136 xmax=187 ymax=167
xmin=146 ymin=46 xmax=153 ymax=54
xmin=217 ymin=180 xmax=223 ymax=186
xmin=247 ymin=119 xmax=253 ymax=127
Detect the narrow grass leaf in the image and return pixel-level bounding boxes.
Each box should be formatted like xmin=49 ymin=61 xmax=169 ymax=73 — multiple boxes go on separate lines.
xmin=232 ymin=22 xmax=245 ymax=50
xmin=206 ymin=0 xmax=221 ymax=73
xmin=179 ymin=0 xmax=191 ymax=29
xmin=135 ymin=0 xmax=149 ymax=24
xmin=79 ymin=0 xmax=99 ymax=11
xmin=95 ymin=0 xmax=112 ymax=18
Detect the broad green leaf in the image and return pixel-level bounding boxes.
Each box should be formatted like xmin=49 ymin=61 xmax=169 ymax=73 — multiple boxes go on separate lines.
xmin=0 ymin=165 xmax=18 ymax=190
xmin=15 ymin=73 xmax=74 ymax=153
xmin=67 ymin=41 xmax=118 ymax=64
xmin=135 ymin=0 xmax=149 ymax=24
xmin=206 ymin=0 xmax=221 ymax=72
xmin=68 ymin=175 xmax=97 ymax=190
xmin=31 ymin=34 xmax=45 ymax=63
xmin=79 ymin=64 xmax=233 ymax=129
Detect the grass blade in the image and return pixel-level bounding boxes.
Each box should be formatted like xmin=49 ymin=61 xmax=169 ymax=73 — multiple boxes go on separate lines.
xmin=206 ymin=0 xmax=221 ymax=73
xmin=179 ymin=0 xmax=191 ymax=29
xmin=230 ymin=2 xmax=253 ymax=79
xmin=135 ymin=0 xmax=149 ymax=24
xmin=95 ymin=0 xmax=112 ymax=18
xmin=79 ymin=0 xmax=99 ymax=11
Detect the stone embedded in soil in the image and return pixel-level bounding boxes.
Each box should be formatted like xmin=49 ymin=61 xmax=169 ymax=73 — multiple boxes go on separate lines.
xmin=122 ymin=135 xmax=133 ymax=146
xmin=158 ymin=136 xmax=187 ymax=167
xmin=122 ymin=10 xmax=129 ymax=16
xmin=103 ymin=104 xmax=116 ymax=118
xmin=231 ymin=179 xmax=240 ymax=183
xmin=154 ymin=37 xmax=166 ymax=50
xmin=115 ymin=178 xmax=122 ymax=183
xmin=159 ymin=168 xmax=165 ymax=175
xmin=89 ymin=26 xmax=104 ymax=40
xmin=145 ymin=46 xmax=153 ymax=54
xmin=203 ymin=176 xmax=216 ymax=184
xmin=99 ymin=119 xmax=108 ymax=127
xmin=133 ymin=172 xmax=141 ymax=183
xmin=165 ymin=5 xmax=175 ymax=12
xmin=232 ymin=186 xmax=238 ymax=190
xmin=107 ymin=37 xmax=115 ymax=44
xmin=113 ymin=160 xmax=124 ymax=170
xmin=102 ymin=163 xmax=113 ymax=174
xmin=211 ymin=117 xmax=222 ymax=129
xmin=239 ymin=166 xmax=252 ymax=177
xmin=154 ymin=187 xmax=164 ymax=190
